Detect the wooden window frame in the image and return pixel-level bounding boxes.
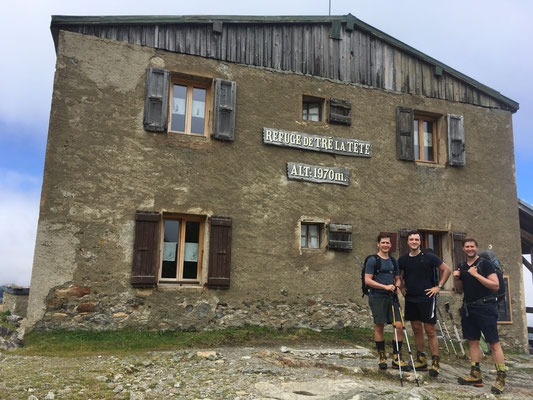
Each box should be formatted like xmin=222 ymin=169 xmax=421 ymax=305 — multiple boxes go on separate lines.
xmin=302 ymin=95 xmax=324 ymax=122
xmin=159 ymin=214 xmax=205 ymax=285
xmin=414 ymin=115 xmax=438 ymax=163
xmin=301 ymin=222 xmax=321 ymax=249
xmin=420 ymin=230 xmax=444 ymax=259
xmin=168 ymin=78 xmax=211 ymax=137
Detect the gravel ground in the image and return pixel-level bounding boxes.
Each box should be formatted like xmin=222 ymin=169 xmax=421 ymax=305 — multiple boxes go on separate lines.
xmin=1 ymin=345 xmax=532 ymax=399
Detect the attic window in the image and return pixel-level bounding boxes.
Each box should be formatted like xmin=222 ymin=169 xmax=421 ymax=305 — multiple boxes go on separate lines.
xmin=302 ymin=95 xmax=324 ymax=122
xmin=169 ymin=78 xmax=211 ymax=136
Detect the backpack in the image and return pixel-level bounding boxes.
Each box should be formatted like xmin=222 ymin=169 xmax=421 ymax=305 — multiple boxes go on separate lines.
xmin=361 ymin=254 xmax=398 ymax=297
xmin=478 ymin=250 xmax=506 ymax=303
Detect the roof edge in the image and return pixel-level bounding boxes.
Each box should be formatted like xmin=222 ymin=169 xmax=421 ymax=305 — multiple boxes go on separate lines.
xmin=50 ymin=14 xmax=519 ymax=112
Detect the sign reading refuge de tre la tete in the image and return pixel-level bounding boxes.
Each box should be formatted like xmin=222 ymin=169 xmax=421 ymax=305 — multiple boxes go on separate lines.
xmin=262 ymin=127 xmax=372 ymax=157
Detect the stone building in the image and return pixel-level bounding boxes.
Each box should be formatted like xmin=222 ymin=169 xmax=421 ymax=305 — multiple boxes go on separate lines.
xmin=27 ymin=14 xmax=527 ymax=350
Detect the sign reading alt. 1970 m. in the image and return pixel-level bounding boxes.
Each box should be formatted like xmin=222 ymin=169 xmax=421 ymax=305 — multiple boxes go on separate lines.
xmin=263 ymin=127 xmax=372 ymax=157
xmin=287 ymin=162 xmax=350 ymax=186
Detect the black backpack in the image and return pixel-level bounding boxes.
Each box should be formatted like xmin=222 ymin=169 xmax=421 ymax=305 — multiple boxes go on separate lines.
xmin=361 ymin=254 xmax=398 ymax=297
xmin=478 ymin=250 xmax=506 ymax=303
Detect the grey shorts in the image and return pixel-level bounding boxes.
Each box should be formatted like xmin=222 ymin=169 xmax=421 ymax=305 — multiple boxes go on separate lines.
xmin=369 ymin=296 xmax=402 ymax=325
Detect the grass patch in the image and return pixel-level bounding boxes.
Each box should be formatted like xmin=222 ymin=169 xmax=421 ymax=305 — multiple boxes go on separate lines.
xmin=19 ymin=325 xmax=377 ymax=356
xmin=0 ymin=310 xmax=17 ymax=332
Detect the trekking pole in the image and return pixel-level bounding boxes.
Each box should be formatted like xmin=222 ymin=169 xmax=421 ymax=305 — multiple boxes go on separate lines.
xmin=436 ymin=318 xmax=450 ymax=353
xmin=444 ymin=302 xmax=466 ymax=358
xmin=392 ymin=303 xmax=403 ymax=387
xmin=437 ymin=307 xmax=457 ymax=356
xmin=394 ymin=295 xmax=420 ymax=387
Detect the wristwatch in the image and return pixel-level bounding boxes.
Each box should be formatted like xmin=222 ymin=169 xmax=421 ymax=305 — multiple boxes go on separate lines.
xmin=438 ymin=284 xmax=443 ymax=289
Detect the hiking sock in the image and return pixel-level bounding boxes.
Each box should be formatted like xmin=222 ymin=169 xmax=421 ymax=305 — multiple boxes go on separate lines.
xmin=375 ymin=341 xmax=385 ymax=351
xmin=495 ymin=363 xmax=505 ymax=372
xmin=391 ymin=340 xmax=403 ymax=354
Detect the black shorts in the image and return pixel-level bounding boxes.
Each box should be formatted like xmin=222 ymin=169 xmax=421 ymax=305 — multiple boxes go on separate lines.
xmin=404 ymin=299 xmax=437 ymax=324
xmin=460 ymin=303 xmax=499 ymax=343
xmin=368 ymin=296 xmax=401 ymax=325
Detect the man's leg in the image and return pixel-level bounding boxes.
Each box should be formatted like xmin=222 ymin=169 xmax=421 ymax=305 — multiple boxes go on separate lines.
xmin=490 ymin=341 xmax=506 ymax=394
xmin=410 ymin=321 xmax=425 ymax=352
xmin=410 ymin=320 xmax=428 ymax=370
xmin=425 ymin=322 xmax=441 ymax=377
xmin=490 ymin=341 xmax=504 ymax=365
xmin=374 ymin=323 xmax=385 ymax=342
xmin=395 ymin=321 xmax=404 ymax=341
xmin=458 ymin=339 xmax=484 ymax=386
xmin=469 ymin=340 xmax=482 ymax=363
xmin=424 ymin=323 xmax=438 ymax=356
xmin=374 ymin=323 xmax=387 ymax=370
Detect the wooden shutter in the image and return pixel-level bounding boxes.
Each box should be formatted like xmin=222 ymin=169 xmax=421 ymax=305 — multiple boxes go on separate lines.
xmin=143 ymin=68 xmax=170 ymax=132
xmin=396 ymin=107 xmax=414 ymax=161
xmin=207 ymin=217 xmax=232 ymax=289
xmin=398 ymin=228 xmax=411 ymax=255
xmin=131 ymin=211 xmax=161 ymax=288
xmin=328 ymin=224 xmax=352 ymax=250
xmin=452 ymin=232 xmax=467 ymax=269
xmin=328 ymin=99 xmax=351 ymax=125
xmin=448 ymin=114 xmax=466 ymax=166
xmin=213 ymin=79 xmax=237 ymax=141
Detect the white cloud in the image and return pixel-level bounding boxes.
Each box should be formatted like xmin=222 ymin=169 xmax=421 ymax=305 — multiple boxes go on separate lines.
xmin=0 ymin=171 xmax=41 ymax=286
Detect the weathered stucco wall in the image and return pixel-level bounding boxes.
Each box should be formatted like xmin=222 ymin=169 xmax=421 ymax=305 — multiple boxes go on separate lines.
xmin=2 ymin=291 xmax=29 ymax=317
xmin=28 ymin=31 xmax=527 ymax=350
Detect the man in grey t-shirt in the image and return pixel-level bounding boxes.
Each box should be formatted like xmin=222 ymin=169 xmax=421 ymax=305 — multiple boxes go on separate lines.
xmin=364 ymin=233 xmax=409 ymax=370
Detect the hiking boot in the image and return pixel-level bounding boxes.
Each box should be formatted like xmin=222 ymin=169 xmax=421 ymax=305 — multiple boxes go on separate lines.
xmin=413 ymin=351 xmax=428 ymax=371
xmin=392 ymin=353 xmax=411 ymax=371
xmin=428 ymin=355 xmax=440 ymax=377
xmin=378 ymin=350 xmax=387 ymax=370
xmin=458 ymin=366 xmax=483 ymax=387
xmin=491 ymin=370 xmax=506 ymax=395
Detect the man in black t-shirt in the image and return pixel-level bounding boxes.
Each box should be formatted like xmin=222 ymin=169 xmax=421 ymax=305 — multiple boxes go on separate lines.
xmin=398 ymin=230 xmax=451 ymax=377
xmin=453 ymin=238 xmax=506 ymax=395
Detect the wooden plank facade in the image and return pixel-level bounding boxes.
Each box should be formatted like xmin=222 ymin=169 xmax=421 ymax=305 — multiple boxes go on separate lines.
xmin=51 ymin=14 xmax=518 ymax=113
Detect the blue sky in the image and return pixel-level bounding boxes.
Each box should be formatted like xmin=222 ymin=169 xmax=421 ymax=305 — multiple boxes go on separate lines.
xmin=0 ymin=0 xmax=531 ymax=286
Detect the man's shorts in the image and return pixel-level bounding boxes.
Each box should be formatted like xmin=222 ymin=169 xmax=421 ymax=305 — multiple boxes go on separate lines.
xmin=460 ymin=303 xmax=499 ymax=343
xmin=368 ymin=296 xmax=401 ymax=325
xmin=404 ymin=299 xmax=437 ymax=324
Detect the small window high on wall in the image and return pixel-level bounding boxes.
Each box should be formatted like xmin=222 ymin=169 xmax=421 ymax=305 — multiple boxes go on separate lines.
xmin=414 ymin=115 xmax=437 ymax=163
xmin=302 ymin=95 xmax=324 ymax=122
xmin=169 ymin=80 xmax=210 ymax=136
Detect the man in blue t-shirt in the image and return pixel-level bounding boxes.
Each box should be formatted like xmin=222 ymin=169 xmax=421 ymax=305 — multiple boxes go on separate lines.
xmin=398 ymin=230 xmax=451 ymax=377
xmin=453 ymin=238 xmax=506 ymax=395
xmin=364 ymin=233 xmax=409 ymax=370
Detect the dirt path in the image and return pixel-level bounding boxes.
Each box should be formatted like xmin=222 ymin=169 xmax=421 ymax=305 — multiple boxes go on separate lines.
xmin=1 ymin=345 xmax=532 ymax=399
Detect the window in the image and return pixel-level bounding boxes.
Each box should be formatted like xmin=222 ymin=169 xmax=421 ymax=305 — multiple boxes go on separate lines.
xmin=169 ymin=79 xmax=210 ymax=136
xmin=414 ymin=115 xmax=437 ymax=162
xmin=301 ymin=223 xmax=321 ymax=249
xmin=160 ymin=215 xmax=205 ymax=283
xmin=144 ymin=68 xmax=236 ymax=140
xmin=132 ymin=211 xmax=232 ymax=289
xmin=420 ymin=230 xmax=443 ymax=258
xmin=302 ymin=95 xmax=324 ymax=121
